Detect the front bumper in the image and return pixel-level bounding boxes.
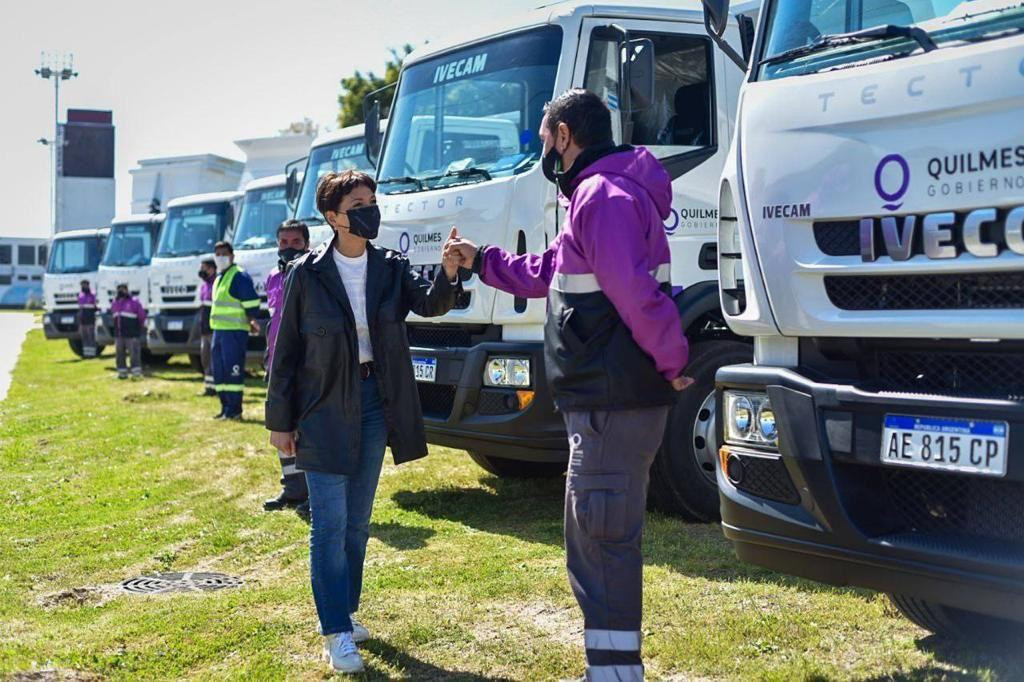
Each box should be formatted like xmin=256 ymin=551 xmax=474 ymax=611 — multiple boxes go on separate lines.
xmin=42 ymin=311 xmax=81 ymax=340
xmin=407 ymin=330 xmax=566 ymax=462
xmin=147 ymin=311 xmax=200 ymax=355
xmin=716 ymin=364 xmax=1024 ymax=623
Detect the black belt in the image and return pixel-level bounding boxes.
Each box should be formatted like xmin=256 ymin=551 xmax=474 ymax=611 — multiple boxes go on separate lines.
xmin=360 ymin=362 xmax=374 ymax=380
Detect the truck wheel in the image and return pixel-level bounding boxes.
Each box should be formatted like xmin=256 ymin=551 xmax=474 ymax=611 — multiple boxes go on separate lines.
xmin=889 ymin=594 xmax=1024 ymax=640
xmin=467 ymin=451 xmax=565 ymax=479
xmin=68 ymin=338 xmax=84 ymax=358
xmin=649 ymin=340 xmax=752 ymax=522
xmin=189 ymin=354 xmax=203 ymax=373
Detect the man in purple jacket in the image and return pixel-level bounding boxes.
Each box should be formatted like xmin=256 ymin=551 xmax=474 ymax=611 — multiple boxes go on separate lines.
xmin=446 ymin=89 xmax=692 ymax=681
xmin=262 ymin=219 xmax=311 ymax=516
xmin=77 ymin=280 xmax=98 ymax=358
xmin=110 ymin=283 xmax=147 ymax=379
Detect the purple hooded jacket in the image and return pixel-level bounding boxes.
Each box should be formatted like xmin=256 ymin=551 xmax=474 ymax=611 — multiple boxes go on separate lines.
xmin=264 ymin=269 xmax=286 ymax=371
xmin=479 ymin=147 xmax=688 ymax=402
xmin=110 ymin=295 xmax=146 ymax=338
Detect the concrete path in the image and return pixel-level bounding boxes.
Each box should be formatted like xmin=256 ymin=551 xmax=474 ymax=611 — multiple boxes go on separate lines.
xmin=0 ymin=313 xmax=37 ymax=402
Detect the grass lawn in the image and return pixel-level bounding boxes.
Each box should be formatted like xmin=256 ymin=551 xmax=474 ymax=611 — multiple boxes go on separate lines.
xmin=1 ymin=329 xmax=1022 ymax=680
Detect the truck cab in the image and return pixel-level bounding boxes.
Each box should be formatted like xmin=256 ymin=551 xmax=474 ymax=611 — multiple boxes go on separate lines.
xmin=147 ymin=191 xmax=242 ymax=361
xmin=43 ymin=227 xmax=109 ymax=357
xmin=706 ymin=0 xmax=1024 ymax=638
xmin=291 ymin=125 xmax=377 ymax=245
xmin=367 ymin=0 xmax=751 ymax=518
xmin=96 ymin=213 xmax=164 ymax=352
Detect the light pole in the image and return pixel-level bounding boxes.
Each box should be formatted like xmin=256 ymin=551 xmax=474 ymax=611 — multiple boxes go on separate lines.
xmin=35 ymin=52 xmax=78 ymax=235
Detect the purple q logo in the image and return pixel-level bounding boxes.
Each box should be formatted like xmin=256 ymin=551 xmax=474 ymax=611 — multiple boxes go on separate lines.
xmin=874 ymin=154 xmax=910 ymax=211
xmin=399 ymin=232 xmax=410 ymax=254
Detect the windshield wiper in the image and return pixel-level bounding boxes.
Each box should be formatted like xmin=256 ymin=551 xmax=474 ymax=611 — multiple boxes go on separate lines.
xmin=424 ymin=167 xmax=493 ymax=185
xmin=377 ymin=176 xmax=425 ymax=191
xmin=761 ymin=24 xmax=938 ymax=67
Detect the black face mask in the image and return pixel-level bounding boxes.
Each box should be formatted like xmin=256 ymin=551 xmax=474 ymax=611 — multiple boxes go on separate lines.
xmin=342 ymin=204 xmax=381 ymax=240
xmin=116 ymin=290 xmax=128 ymax=299
xmin=198 ymin=269 xmax=213 ymax=282
xmin=542 ymin=141 xmax=625 ymax=198
xmin=81 ymin=286 xmax=90 ymax=293
xmin=277 ymin=247 xmax=306 ymax=271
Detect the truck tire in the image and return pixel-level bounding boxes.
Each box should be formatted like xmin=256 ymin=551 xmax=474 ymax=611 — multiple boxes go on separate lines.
xmin=142 ymin=348 xmax=171 ymax=365
xmin=68 ymin=338 xmax=84 ymax=358
xmin=649 ymin=340 xmax=752 ymax=522
xmin=467 ymin=451 xmax=565 ymax=479
xmin=889 ymin=594 xmax=1024 ymax=640
xmin=189 ymin=354 xmax=203 ymax=373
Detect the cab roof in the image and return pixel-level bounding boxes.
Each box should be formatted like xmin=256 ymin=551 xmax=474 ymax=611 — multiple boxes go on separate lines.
xmin=403 ymin=0 xmax=712 ymax=66
xmin=52 ymin=227 xmax=110 ymax=240
xmin=110 ymin=213 xmax=165 ymax=226
xmin=309 ymin=123 xmax=367 ymax=151
xmin=242 ymin=174 xmax=286 ymax=192
xmin=165 ymin=190 xmax=243 ymax=209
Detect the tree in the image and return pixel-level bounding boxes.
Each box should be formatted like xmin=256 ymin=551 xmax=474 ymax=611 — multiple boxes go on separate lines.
xmin=337 ymin=45 xmax=413 ymax=128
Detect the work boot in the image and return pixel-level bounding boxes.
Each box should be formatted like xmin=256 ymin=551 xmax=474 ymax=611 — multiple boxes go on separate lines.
xmin=222 ymin=412 xmax=242 ymax=421
xmin=263 ymin=492 xmax=303 ymax=511
xmin=213 ymin=411 xmax=225 ymax=420
xmin=203 ymin=387 xmax=217 ymax=397
xmin=296 ymin=499 xmax=311 ymax=523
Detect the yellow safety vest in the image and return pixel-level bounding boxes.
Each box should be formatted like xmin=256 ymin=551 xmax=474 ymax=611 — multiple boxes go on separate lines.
xmin=211 ymin=265 xmax=259 ymax=332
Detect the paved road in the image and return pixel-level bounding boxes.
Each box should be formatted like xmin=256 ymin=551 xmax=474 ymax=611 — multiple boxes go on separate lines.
xmin=0 ymin=313 xmax=37 ymax=402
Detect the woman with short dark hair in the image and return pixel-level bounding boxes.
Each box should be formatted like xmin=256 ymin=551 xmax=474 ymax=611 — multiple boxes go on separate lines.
xmin=265 ymin=170 xmax=462 ymax=673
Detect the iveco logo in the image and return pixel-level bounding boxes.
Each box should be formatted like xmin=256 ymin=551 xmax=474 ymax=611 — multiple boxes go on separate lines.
xmin=860 ymin=206 xmax=1024 ymax=262
xmin=874 ymin=154 xmax=910 ymax=211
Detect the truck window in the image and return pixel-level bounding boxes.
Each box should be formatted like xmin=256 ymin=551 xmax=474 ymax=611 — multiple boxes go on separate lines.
xmin=378 ymin=25 xmax=562 ymax=193
xmin=235 ymin=187 xmax=290 ymax=250
xmin=156 ymin=203 xmax=231 ymax=258
xmin=584 ymin=31 xmax=715 ymax=160
xmin=47 ymin=237 xmax=102 ymax=274
xmin=103 ymin=222 xmax=158 ymax=267
xmin=294 ymin=139 xmax=374 ymax=224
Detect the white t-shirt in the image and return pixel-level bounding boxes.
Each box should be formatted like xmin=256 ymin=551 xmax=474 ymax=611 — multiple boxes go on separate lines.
xmin=332 ymin=247 xmax=373 ymax=363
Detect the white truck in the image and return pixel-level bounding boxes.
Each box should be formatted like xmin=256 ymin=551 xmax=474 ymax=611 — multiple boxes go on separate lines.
xmin=95 ymin=213 xmax=165 ymax=357
xmin=704 ymin=0 xmax=1024 ymax=638
xmin=42 ymin=227 xmax=109 ymax=357
xmin=290 ymin=124 xmax=377 ymax=247
xmin=362 ymin=0 xmax=755 ymax=519
xmin=146 ymin=191 xmax=242 ymax=366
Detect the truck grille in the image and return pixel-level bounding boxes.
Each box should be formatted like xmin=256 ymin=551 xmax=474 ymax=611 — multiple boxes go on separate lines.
xmin=824 ymin=272 xmax=1024 ymax=310
xmin=417 ymin=383 xmax=456 ymax=420
xmin=871 ymin=347 xmax=1024 ymax=400
xmin=54 ymin=293 xmax=78 ymax=304
xmin=836 ymin=463 xmax=1024 ymax=546
xmin=813 ymin=220 xmax=860 ymax=256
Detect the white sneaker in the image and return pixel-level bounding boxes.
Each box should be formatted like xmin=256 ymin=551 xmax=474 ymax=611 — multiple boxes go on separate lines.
xmin=323 ymin=632 xmax=364 ymax=674
xmin=350 ymin=616 xmax=370 ymax=643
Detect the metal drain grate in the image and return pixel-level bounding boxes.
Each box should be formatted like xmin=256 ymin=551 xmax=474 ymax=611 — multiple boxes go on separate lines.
xmin=121 ymin=571 xmax=243 ymax=594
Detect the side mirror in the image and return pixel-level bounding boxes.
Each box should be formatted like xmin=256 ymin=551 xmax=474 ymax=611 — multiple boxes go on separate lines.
xmin=702 ymin=0 xmax=731 ymax=37
xmin=284 ymin=156 xmax=305 ymax=212
xmin=363 ymin=99 xmax=381 ymax=169
xmin=623 ymin=38 xmax=655 ymax=111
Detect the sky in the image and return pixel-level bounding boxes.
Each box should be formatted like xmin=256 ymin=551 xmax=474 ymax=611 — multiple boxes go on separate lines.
xmin=1 ymin=0 xmax=543 ymax=239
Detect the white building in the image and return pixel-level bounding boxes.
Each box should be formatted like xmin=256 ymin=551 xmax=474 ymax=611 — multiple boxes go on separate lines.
xmin=128 ymin=154 xmax=244 ymax=215
xmin=233 ymin=132 xmax=315 ymax=189
xmin=0 ymin=236 xmax=48 ymax=308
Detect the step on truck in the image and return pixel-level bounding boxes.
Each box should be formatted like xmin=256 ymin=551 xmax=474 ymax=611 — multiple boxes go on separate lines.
xmin=703 ymin=0 xmax=1024 ymax=638
xmin=43 ymin=227 xmax=109 ymax=357
xmin=363 ymin=0 xmax=756 ymax=519
xmin=96 ymin=213 xmax=166 ymax=361
xmin=147 ymin=191 xmax=242 ymax=367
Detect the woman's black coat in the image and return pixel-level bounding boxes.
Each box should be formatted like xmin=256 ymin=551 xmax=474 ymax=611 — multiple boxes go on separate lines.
xmin=265 ymin=238 xmax=460 ymax=475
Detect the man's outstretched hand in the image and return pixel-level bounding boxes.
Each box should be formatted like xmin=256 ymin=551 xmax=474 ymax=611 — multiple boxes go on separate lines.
xmin=671 ymin=375 xmax=696 ymax=391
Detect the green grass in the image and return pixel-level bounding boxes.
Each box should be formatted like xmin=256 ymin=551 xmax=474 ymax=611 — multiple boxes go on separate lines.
xmin=1 ymin=330 xmax=1022 ymax=680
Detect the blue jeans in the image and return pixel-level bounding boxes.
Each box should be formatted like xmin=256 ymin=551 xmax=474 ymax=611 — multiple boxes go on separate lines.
xmin=305 ymin=377 xmax=389 ymax=635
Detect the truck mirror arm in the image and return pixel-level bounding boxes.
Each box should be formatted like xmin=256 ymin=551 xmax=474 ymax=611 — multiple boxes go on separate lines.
xmin=704 ymin=12 xmax=749 ymax=70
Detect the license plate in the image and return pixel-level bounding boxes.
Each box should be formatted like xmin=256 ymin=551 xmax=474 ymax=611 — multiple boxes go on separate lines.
xmin=880 ymin=414 xmax=1008 ymax=477
xmin=167 ymin=320 xmax=184 ymax=331
xmin=412 ymin=356 xmax=437 ymax=383
xmin=61 ymin=315 xmax=75 ymax=324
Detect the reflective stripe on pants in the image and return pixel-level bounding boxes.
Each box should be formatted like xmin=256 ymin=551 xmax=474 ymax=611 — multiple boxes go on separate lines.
xmin=212 ymin=329 xmax=246 ymax=415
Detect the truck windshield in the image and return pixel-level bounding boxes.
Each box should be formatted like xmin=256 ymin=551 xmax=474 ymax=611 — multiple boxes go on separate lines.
xmin=102 ymin=222 xmax=159 ymax=266
xmin=760 ymin=0 xmax=1024 ymax=79
xmin=294 ymin=139 xmax=374 ymax=223
xmin=377 ymin=25 xmax=562 ymax=194
xmin=235 ymin=186 xmax=290 ymax=250
xmin=156 ymin=203 xmax=231 ymax=258
xmin=47 ymin=237 xmax=102 ymax=274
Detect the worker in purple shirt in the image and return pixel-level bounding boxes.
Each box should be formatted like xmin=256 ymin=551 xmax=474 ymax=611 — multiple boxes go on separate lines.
xmin=110 ymin=283 xmax=147 ymax=379
xmin=263 ymin=219 xmax=311 ymax=518
xmin=77 ymin=280 xmax=98 ymax=358
xmin=446 ymin=90 xmax=693 ymax=682
xmin=197 ymin=259 xmax=217 ymax=396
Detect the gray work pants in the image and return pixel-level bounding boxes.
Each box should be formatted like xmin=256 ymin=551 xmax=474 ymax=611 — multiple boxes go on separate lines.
xmin=200 ymin=333 xmax=214 ymax=390
xmin=80 ymin=323 xmax=97 ymax=358
xmin=563 ymin=406 xmax=670 ymax=682
xmin=115 ymin=337 xmax=142 ymax=378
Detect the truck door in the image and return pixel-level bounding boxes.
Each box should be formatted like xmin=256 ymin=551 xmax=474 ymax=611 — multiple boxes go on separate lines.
xmin=573 ymin=17 xmax=736 ymax=288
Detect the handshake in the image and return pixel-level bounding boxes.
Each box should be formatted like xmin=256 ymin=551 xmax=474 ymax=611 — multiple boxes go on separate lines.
xmin=440 ymin=227 xmax=478 ymax=279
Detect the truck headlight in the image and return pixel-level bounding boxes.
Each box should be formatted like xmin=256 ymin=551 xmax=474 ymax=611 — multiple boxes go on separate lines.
xmin=724 ymin=391 xmax=778 ymax=448
xmin=484 ymin=357 xmax=531 ymax=388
